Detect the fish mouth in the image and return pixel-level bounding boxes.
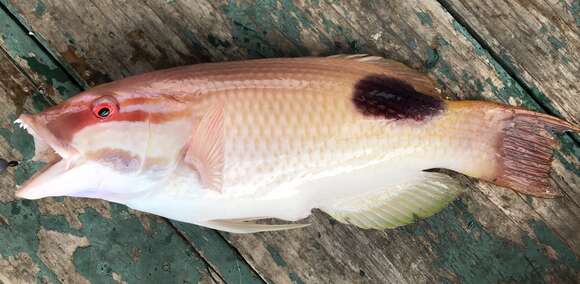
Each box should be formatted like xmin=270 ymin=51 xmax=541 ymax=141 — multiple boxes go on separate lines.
xmin=13 ymin=114 xmax=81 ymax=199
xmin=15 ymin=114 xmax=78 ymax=161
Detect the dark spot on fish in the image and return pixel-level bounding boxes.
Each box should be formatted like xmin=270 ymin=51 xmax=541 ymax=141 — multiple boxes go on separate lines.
xmin=353 ymin=75 xmax=444 ymax=121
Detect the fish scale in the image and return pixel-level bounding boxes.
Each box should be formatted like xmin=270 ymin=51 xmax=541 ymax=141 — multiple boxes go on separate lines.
xmin=221 ymin=84 xmax=370 ymax=194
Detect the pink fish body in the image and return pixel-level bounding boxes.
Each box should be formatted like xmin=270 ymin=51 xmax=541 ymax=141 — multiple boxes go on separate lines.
xmin=15 ymin=55 xmax=579 ymax=232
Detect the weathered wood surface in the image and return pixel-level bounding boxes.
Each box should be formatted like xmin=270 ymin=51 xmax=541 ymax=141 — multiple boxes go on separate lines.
xmin=0 ymin=4 xmax=252 ymax=284
xmin=0 ymin=0 xmax=578 ymax=283
xmin=0 ymin=56 xmax=211 ymax=284
xmin=0 ymin=46 xmax=223 ymax=284
xmin=440 ymin=0 xmax=580 ymax=137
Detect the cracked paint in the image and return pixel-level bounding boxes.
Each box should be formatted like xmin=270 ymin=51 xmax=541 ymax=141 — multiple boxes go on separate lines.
xmin=0 ymin=252 xmax=41 ymax=283
xmin=37 ymin=198 xmax=111 ymax=230
xmin=37 ymin=228 xmax=91 ymax=284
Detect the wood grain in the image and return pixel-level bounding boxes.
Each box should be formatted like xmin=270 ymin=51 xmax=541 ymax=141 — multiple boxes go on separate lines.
xmin=1 ymin=0 xmax=578 ymax=283
xmin=440 ymin=0 xmax=580 ymax=125
xmin=0 ymin=27 xmax=220 ymax=284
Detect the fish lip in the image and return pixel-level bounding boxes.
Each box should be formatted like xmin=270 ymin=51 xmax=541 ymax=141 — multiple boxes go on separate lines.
xmin=14 ymin=114 xmax=80 ymax=199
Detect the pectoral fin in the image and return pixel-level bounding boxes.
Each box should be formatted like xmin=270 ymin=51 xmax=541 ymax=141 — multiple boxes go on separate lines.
xmin=184 ymin=103 xmax=225 ymax=192
xmin=321 ymin=172 xmax=464 ymax=229
xmin=201 ymin=219 xmax=310 ymax=233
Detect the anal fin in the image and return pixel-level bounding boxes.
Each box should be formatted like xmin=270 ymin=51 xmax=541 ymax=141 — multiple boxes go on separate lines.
xmin=201 ymin=219 xmax=310 ymax=234
xmin=321 ymin=172 xmax=464 ymax=229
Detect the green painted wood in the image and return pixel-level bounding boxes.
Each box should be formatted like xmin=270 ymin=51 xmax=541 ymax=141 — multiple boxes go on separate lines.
xmin=0 ymin=0 xmax=578 ymax=283
xmin=0 ymin=2 xmax=81 ymax=99
xmin=0 ymin=2 xmax=265 ymax=283
xmin=172 ymin=222 xmax=264 ymax=284
xmin=0 ymin=51 xmax=217 ymax=284
xmin=0 ymin=3 xmax=259 ymax=284
xmin=438 ymin=0 xmax=580 ymax=143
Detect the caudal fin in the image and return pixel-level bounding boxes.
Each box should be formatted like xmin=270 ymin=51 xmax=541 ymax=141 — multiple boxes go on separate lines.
xmin=487 ymin=108 xmax=579 ymax=197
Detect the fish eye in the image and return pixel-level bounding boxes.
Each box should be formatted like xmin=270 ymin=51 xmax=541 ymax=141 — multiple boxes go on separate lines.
xmin=97 ymin=106 xmax=111 ymax=118
xmin=92 ymin=96 xmax=119 ymax=120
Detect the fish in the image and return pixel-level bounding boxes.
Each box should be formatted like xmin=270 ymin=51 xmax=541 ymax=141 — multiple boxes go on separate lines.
xmin=13 ymin=55 xmax=579 ymax=233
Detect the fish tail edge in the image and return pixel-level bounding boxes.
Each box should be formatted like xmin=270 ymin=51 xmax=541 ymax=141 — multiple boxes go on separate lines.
xmin=488 ymin=107 xmax=579 ymax=198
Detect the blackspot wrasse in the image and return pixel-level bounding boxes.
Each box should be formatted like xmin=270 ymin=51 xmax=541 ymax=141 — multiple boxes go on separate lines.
xmin=14 ymin=55 xmax=579 ymax=233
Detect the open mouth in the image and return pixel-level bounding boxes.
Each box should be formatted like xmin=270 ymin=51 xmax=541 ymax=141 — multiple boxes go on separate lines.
xmin=15 ymin=114 xmax=77 ymax=162
xmin=13 ymin=114 xmax=80 ymax=199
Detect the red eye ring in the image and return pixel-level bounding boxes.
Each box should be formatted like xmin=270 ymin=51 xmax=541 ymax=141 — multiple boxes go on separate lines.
xmin=92 ymin=96 xmax=119 ymax=120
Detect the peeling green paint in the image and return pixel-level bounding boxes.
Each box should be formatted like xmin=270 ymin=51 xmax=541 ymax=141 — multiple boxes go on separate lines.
xmin=425 ymin=47 xmax=439 ymax=69
xmin=63 ymin=32 xmax=75 ymax=45
xmin=451 ymin=20 xmax=540 ymax=109
xmin=452 ymin=15 xmax=578 ymax=148
xmin=435 ymin=35 xmax=450 ymax=47
xmin=435 ymin=61 xmax=457 ymax=82
xmin=30 ymin=91 xmax=52 ymax=112
xmin=415 ymin=11 xmax=433 ymax=27
xmin=221 ymin=0 xmax=312 ymax=57
xmin=207 ymin=34 xmax=231 ymax=49
xmin=0 ymin=4 xmax=81 ymax=98
xmin=1 ymin=1 xmax=578 ymax=282
xmin=222 ymin=0 xmax=367 ymax=57
xmin=266 ymin=244 xmax=288 ymax=267
xmin=1 ymin=3 xmax=265 ymax=283
xmin=498 ymin=49 xmax=516 ymax=72
xmin=547 ymin=36 xmax=566 ymax=49
xmin=73 ymin=206 xmax=208 ymax=284
xmin=554 ymin=140 xmax=580 ymax=177
xmin=172 ymin=223 xmax=264 ymax=284
xmin=407 ymin=38 xmax=417 ymax=50
xmin=452 ymin=20 xmax=484 ymax=56
xmin=319 ymin=17 xmax=366 ymax=53
xmin=529 ymin=220 xmax=579 ymax=269
xmin=288 ymin=271 xmax=306 ymax=284
xmin=399 ymin=200 xmax=579 ymax=283
xmin=426 ymin=21 xmax=580 ymax=283
xmin=561 ymin=0 xmax=580 ymax=26
xmin=177 ymin=28 xmax=213 ymax=62
xmin=33 ymin=0 xmax=46 ymax=17
xmin=452 ymin=22 xmax=580 ymax=172
xmin=0 ymin=200 xmax=63 ymax=284
xmin=0 ymin=119 xmax=34 ymax=160
xmin=0 ymin=99 xmax=214 ymax=284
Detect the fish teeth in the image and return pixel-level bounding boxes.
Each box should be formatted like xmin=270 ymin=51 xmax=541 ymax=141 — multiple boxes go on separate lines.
xmin=14 ymin=119 xmax=26 ymax=129
xmin=14 ymin=119 xmax=37 ymax=137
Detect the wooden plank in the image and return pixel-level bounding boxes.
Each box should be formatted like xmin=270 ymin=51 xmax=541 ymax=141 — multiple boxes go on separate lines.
xmin=0 ymin=49 xmax=219 ymax=284
xmin=439 ymin=0 xmax=580 ymax=127
xmin=2 ymin=0 xmax=579 ymax=283
xmin=0 ymin=3 xmax=264 ymax=284
xmin=0 ymin=1 xmax=82 ymax=100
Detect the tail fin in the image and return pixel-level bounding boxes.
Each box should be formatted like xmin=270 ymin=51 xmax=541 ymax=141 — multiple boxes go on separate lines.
xmin=487 ymin=108 xmax=579 ymax=197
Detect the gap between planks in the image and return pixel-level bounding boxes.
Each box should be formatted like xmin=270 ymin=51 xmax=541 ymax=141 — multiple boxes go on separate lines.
xmin=436 ymin=0 xmax=580 ymax=145
xmin=0 ymin=0 xmax=86 ymax=90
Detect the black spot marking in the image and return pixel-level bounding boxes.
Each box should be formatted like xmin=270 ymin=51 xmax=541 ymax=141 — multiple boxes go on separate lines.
xmin=353 ymin=75 xmax=444 ymax=121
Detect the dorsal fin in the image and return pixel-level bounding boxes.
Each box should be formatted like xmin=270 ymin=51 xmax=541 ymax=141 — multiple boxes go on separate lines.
xmin=327 ymin=54 xmax=442 ymax=97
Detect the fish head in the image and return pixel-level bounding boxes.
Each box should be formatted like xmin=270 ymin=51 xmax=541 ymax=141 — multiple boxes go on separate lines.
xmin=14 ymin=82 xmax=195 ymax=202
